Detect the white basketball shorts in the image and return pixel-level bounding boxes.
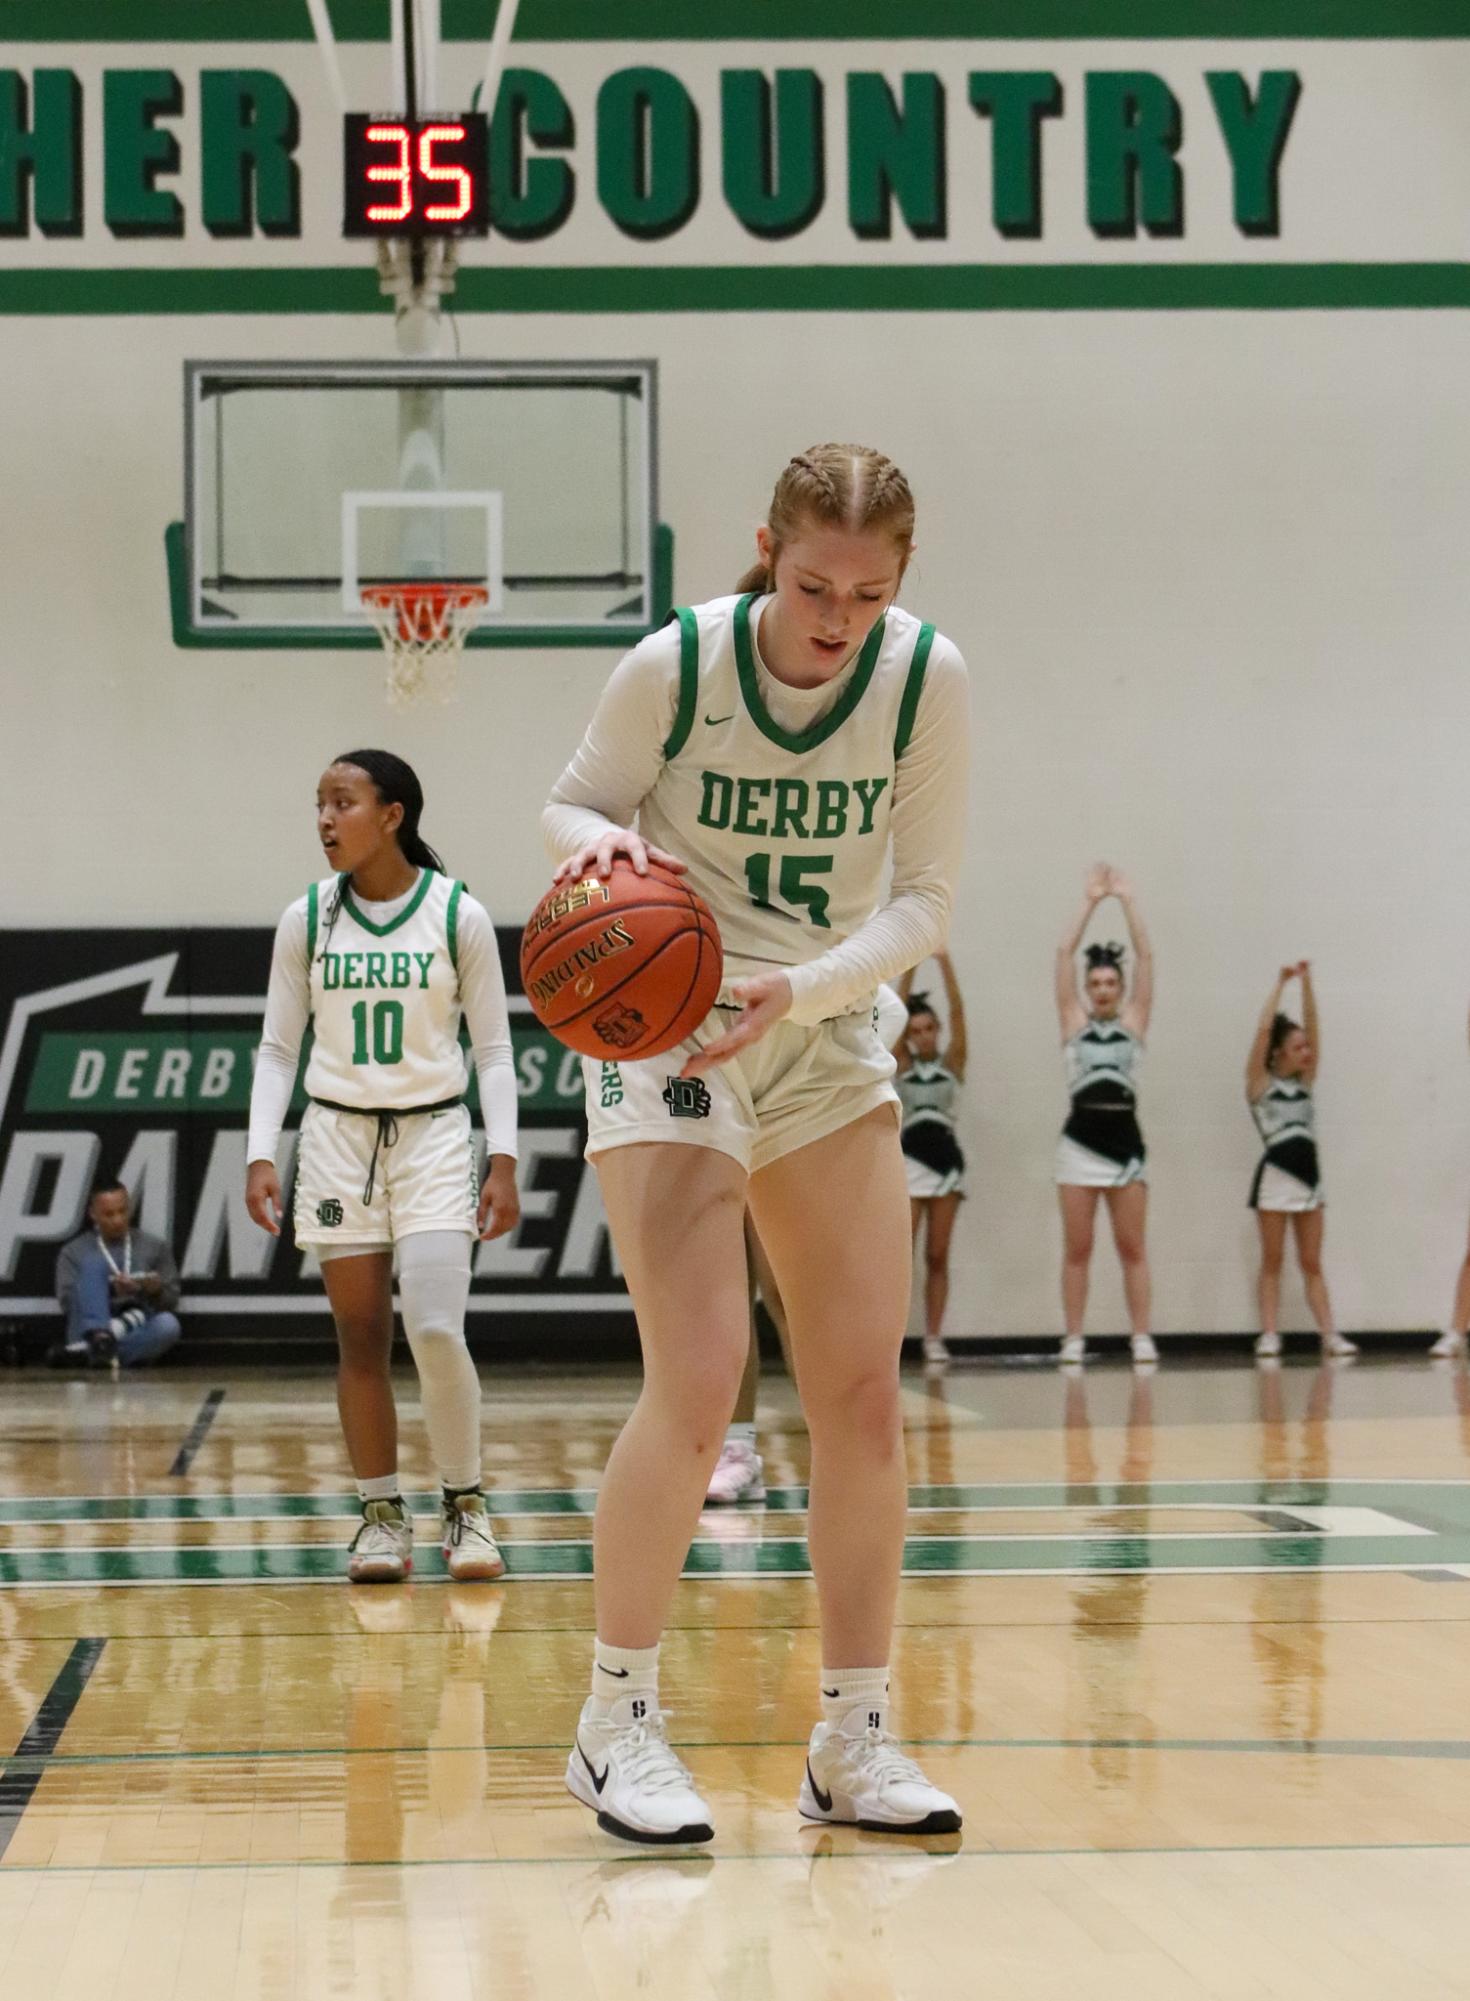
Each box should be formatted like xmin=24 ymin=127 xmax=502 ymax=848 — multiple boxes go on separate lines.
xmin=583 ymin=1004 xmax=899 ymax=1175
xmin=293 ymin=1100 xmax=478 ymax=1247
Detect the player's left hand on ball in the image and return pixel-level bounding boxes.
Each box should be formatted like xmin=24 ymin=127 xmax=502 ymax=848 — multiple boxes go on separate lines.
xmin=478 ymin=1156 xmax=521 ymax=1241
xmin=681 ymin=974 xmax=793 ymax=1077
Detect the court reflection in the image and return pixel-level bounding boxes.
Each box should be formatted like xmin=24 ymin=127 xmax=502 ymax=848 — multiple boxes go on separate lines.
xmin=1062 ymin=1368 xmax=1156 ymax=1789
xmin=1251 ymin=1364 xmax=1330 ymax=1751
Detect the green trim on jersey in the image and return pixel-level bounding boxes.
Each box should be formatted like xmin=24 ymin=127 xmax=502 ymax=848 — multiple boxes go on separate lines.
xmin=305 ymin=882 xmax=319 ymax=968
xmin=894 ymin=623 xmax=937 ymax=759
xmin=340 ymin=869 xmax=435 ymax=938
xmin=732 ymin=594 xmax=886 ymax=755
xmin=446 ymin=880 xmax=465 ymax=974
xmin=663 ymin=608 xmax=701 ymax=761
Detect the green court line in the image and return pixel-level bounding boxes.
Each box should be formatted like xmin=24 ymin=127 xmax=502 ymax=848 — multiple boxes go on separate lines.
xmin=2 ymin=1479 xmax=1464 ymax=1524
xmin=7 ymin=265 xmax=1470 ymax=318
xmin=10 ymin=1735 xmax=1470 ymax=1772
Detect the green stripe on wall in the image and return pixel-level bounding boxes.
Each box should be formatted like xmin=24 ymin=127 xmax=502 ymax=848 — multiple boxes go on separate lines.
xmin=5 ymin=264 xmax=1470 ymax=316
xmin=8 ymin=2 xmax=1470 ymax=38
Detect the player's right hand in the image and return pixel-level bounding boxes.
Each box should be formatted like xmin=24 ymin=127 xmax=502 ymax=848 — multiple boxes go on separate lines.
xmin=552 ymin=829 xmax=689 ymax=884
xmin=245 ymin=1161 xmax=283 ymax=1237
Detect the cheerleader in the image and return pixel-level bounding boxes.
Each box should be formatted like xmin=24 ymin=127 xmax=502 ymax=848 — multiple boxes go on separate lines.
xmin=245 ymin=751 xmax=521 ymax=1581
xmin=894 ymin=954 xmax=968 ymax=1366
xmin=1247 ymin=963 xmax=1356 ymax=1360
xmin=1054 ymin=866 xmax=1157 ymax=1368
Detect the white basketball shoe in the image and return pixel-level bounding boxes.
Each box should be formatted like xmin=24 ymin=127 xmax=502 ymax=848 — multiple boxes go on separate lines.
xmin=346 ymin=1498 xmax=413 ymax=1582
xmin=798 ymin=1709 xmax=961 ymax=1836
xmin=705 ymin=1439 xmax=766 ymax=1504
xmin=566 ymin=1697 xmax=715 ymax=1846
xmin=440 ymin=1492 xmax=506 ymax=1580
xmin=1429 ymin=1329 xmax=1466 ymax=1359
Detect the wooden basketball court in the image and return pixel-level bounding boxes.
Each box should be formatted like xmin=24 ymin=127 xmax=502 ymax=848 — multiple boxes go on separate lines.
xmin=3 ymin=1353 xmax=1469 ymax=1998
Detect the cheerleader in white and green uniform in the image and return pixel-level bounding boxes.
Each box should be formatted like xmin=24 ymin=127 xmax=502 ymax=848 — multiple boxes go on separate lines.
xmin=1054 ymin=866 xmax=1157 ymax=1369
xmin=895 ymin=952 xmax=967 ymax=1366
xmin=1246 ymin=962 xmax=1356 ymax=1361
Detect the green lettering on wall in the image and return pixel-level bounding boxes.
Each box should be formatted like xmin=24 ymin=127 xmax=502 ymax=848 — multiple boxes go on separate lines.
xmin=968 ymin=71 xmax=1062 ymax=240
xmin=721 ymin=69 xmax=824 ymax=241
xmin=597 ymin=66 xmax=699 ymax=241
xmin=0 ymin=70 xmax=82 ymax=238
xmin=490 ymin=68 xmax=574 ymax=241
xmin=1206 ymin=70 xmax=1302 ymax=238
xmin=1086 ymin=72 xmax=1184 ymax=240
xmin=200 ymin=70 xmax=300 ymax=238
xmin=848 ymin=72 xmax=946 ymax=242
xmin=104 ymin=68 xmax=184 ymax=238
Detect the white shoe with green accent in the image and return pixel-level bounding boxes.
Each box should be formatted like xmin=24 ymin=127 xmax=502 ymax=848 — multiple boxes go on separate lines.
xmin=440 ymin=1493 xmax=505 ymax=1580
xmin=566 ymin=1698 xmax=714 ymax=1846
xmin=798 ymin=1714 xmax=961 ymax=1835
xmin=347 ymin=1499 xmax=413 ymax=1582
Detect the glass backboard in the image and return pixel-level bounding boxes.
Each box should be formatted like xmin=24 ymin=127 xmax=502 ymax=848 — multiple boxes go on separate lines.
xmin=168 ymin=359 xmax=669 ymax=649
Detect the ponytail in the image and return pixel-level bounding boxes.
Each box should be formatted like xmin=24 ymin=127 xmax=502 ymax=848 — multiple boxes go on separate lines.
xmin=734 ymin=558 xmax=770 ymax=594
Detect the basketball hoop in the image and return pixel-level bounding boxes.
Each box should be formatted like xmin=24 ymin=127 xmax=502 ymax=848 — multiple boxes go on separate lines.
xmin=362 ymin=581 xmax=488 ymax=706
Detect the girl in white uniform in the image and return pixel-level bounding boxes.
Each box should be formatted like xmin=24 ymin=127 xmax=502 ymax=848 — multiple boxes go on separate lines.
xmin=1054 ymin=866 xmax=1157 ymax=1368
xmin=245 ymin=751 xmax=521 ymax=1582
xmin=894 ymin=953 xmax=968 ymax=1366
xmin=1246 ymin=962 xmax=1356 ymax=1361
xmin=545 ymin=444 xmax=968 ymax=1846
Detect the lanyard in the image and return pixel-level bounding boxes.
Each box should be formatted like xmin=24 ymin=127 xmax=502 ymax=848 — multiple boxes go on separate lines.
xmin=98 ymin=1231 xmax=132 ymax=1278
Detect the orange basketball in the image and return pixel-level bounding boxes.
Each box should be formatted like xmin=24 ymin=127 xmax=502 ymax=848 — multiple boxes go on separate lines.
xmin=520 ymin=861 xmax=724 ymax=1060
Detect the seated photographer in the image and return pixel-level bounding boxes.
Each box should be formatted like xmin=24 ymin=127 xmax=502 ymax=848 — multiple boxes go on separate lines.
xmin=53 ymin=1179 xmax=183 ymax=1368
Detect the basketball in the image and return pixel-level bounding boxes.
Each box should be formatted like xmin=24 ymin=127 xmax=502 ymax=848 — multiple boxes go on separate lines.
xmin=520 ymin=861 xmax=724 ymax=1060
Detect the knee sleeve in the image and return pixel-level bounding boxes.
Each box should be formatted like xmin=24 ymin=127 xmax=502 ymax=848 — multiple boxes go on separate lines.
xmin=396 ymin=1233 xmax=480 ymax=1489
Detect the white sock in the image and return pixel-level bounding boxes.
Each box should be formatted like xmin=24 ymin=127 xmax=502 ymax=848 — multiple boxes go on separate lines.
xmin=726 ymin=1422 xmax=757 ymax=1449
xmin=397 ymin=1232 xmax=481 ymax=1491
xmin=358 ymin=1473 xmax=401 ymax=1505
xmin=820 ymin=1666 xmax=891 ymax=1731
xmin=589 ymin=1641 xmax=660 ymax=1719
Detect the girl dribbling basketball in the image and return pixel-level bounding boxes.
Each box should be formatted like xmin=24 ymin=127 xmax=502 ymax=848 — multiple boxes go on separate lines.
xmin=545 ymin=444 xmax=969 ymax=1845
xmin=245 ymin=751 xmax=521 ymax=1582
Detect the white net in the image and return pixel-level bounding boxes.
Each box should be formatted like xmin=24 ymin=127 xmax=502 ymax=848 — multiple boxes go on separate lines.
xmin=362 ymin=583 xmax=487 ymax=706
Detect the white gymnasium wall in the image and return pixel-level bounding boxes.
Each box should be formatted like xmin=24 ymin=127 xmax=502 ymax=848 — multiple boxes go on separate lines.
xmin=6 ymin=302 xmax=1469 ymax=1335
xmin=11 ymin=0 xmax=1470 ymax=1335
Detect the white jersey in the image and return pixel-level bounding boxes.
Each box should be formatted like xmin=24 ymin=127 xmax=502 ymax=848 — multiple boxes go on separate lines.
xmin=1251 ymin=1076 xmax=1315 ymax=1148
xmin=633 ymin=593 xmax=937 ymax=1009
xmin=302 ymin=870 xmax=470 ymax=1109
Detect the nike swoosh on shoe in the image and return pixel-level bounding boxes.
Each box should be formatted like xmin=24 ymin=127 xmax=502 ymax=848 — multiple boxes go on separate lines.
xmin=579 ymin=1745 xmax=609 ymax=1795
xmin=806 ymin=1761 xmax=833 ymax=1813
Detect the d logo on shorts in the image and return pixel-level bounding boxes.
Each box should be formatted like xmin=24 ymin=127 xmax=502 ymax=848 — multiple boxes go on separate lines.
xmin=316 ymin=1198 xmax=344 ymax=1227
xmin=662 ymin=1077 xmax=712 ymax=1121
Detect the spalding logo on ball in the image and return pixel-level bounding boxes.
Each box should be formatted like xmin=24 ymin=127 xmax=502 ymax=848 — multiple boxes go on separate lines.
xmin=521 ymin=861 xmax=723 ymax=1060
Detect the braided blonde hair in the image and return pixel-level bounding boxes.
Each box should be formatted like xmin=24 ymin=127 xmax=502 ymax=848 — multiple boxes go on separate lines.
xmin=736 ymin=443 xmax=916 ymax=595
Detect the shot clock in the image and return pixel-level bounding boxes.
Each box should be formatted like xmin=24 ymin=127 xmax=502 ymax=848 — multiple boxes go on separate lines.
xmin=342 ymin=113 xmax=490 ymax=236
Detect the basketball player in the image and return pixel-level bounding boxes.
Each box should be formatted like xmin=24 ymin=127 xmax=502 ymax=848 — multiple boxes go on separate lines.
xmin=1055 ymin=866 xmax=1158 ymax=1368
xmin=895 ymin=954 xmax=968 ymax=1366
xmin=1247 ymin=963 xmax=1357 ymax=1360
xmin=245 ymin=751 xmax=521 ymax=1582
xmin=545 ymin=445 xmax=967 ymax=1844
xmin=706 ymin=983 xmax=909 ymax=1506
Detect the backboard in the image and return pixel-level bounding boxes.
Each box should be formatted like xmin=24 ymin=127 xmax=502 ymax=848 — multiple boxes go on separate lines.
xmin=167 ymin=359 xmax=670 ymax=650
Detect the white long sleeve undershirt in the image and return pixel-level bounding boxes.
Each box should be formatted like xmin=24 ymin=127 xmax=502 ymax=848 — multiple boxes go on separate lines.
xmin=246 ymin=884 xmax=518 ymax=1165
xmin=542 ymin=613 xmax=971 ymax=1026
